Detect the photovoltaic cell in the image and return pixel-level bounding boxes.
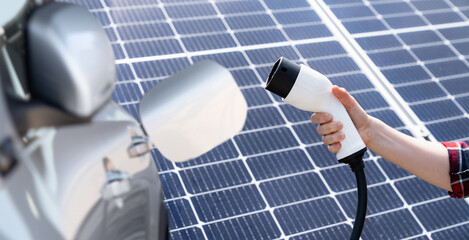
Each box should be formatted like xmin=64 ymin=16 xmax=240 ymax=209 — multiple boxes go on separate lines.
xmin=66 ymin=0 xmax=469 ymax=238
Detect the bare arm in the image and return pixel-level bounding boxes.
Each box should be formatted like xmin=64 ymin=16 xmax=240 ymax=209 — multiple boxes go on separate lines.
xmin=312 ymin=86 xmax=451 ymax=191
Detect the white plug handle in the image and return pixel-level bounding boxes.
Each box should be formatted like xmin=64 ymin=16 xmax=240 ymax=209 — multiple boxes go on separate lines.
xmin=328 ymin=95 xmax=366 ymax=160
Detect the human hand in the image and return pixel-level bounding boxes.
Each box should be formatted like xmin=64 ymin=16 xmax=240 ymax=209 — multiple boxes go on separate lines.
xmin=310 ymin=86 xmax=373 ymax=153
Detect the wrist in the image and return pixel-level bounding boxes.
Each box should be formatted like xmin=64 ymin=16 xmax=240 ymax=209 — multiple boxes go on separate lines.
xmin=360 ymin=116 xmax=380 ymax=149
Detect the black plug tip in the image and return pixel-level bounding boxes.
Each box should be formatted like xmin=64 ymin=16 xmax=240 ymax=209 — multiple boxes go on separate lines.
xmin=265 ymin=57 xmax=301 ymax=98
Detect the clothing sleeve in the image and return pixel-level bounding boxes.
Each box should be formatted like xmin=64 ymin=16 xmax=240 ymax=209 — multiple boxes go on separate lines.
xmin=442 ymin=142 xmax=469 ymax=199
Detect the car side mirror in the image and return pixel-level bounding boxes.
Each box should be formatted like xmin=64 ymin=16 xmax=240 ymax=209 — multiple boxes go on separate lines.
xmin=138 ymin=61 xmax=247 ymax=162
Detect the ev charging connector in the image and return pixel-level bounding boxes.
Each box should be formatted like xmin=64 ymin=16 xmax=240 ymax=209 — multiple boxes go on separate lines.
xmin=265 ymin=57 xmax=368 ymax=240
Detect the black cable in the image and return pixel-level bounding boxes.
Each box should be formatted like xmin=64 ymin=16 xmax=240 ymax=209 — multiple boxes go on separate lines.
xmin=338 ymin=148 xmax=368 ymax=240
xmin=350 ymin=169 xmax=367 ymax=240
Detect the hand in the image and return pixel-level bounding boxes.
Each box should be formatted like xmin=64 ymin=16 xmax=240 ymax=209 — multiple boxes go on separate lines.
xmin=311 ymin=86 xmax=373 ymax=153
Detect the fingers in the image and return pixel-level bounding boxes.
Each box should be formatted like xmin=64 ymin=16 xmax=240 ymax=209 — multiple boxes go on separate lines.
xmin=331 ymin=86 xmax=358 ymax=110
xmin=317 ymin=121 xmax=343 ymax=135
xmin=311 ymin=112 xmax=332 ymax=124
xmin=327 ymin=142 xmax=341 ymax=153
xmin=322 ymin=131 xmax=345 ymax=145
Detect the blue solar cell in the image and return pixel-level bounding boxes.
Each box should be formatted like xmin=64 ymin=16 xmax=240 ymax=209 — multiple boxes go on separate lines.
xmin=192 ymin=51 xmax=249 ymax=68
xmin=246 ymin=46 xmax=299 ymax=64
xmin=321 ymin=161 xmax=385 ymax=192
xmin=92 ymin=11 xmax=110 ymax=27
xmin=104 ymin=0 xmax=155 ymax=7
xmin=292 ymin=122 xmax=323 ymax=144
xmin=112 ymin=83 xmax=142 ymax=103
xmin=203 ymin=211 xmax=281 ymax=240
xmin=164 ymin=3 xmax=216 ymax=18
xmin=411 ymin=0 xmax=451 ymax=11
xmin=411 ymin=99 xmax=463 ymax=122
xmin=112 ymin=44 xmax=125 ymax=60
xmin=256 ymin=66 xmax=275 ymax=83
xmin=331 ymin=5 xmax=374 ymax=19
xmin=369 ymin=109 xmax=404 ymax=128
xmin=337 ymin=184 xmax=403 ymax=218
xmin=110 ymin=7 xmax=165 ymax=24
xmin=462 ymin=9 xmax=469 ymax=19
xmin=62 ymin=0 xmax=103 ymax=9
xmin=243 ymin=107 xmax=285 ymax=131
xmin=182 ymin=33 xmax=237 ymax=51
xmin=241 ymin=87 xmax=272 ymax=107
xmin=398 ymin=30 xmax=442 ymax=45
xmin=352 ymin=91 xmax=389 ymax=110
xmin=290 ymin=224 xmax=352 ymax=240
xmin=413 ymin=198 xmax=469 ymax=231
xmin=372 ymin=2 xmax=413 ymax=15
xmin=410 ymin=236 xmax=430 ymax=240
xmin=151 ymin=149 xmax=174 ymax=171
xmin=329 ymin=73 xmax=374 ymax=91
xmin=264 ymin=0 xmax=310 ymax=10
xmin=173 ymin=18 xmax=227 ymax=35
xmin=279 ymin=104 xmax=311 ymax=123
xmin=432 ymin=224 xmax=469 ymax=239
xmin=356 ymin=34 xmax=402 ymax=51
xmin=260 ymin=172 xmax=329 ymax=206
xmin=424 ymin=11 xmax=464 ymax=25
xmin=381 ymin=65 xmax=431 ymax=84
xmin=225 ymin=13 xmax=276 ymax=30
xmin=377 ymin=157 xmax=412 ymax=180
xmin=394 ymin=177 xmax=446 ymax=204
xmin=273 ymin=10 xmax=321 ymax=25
xmin=439 ymin=26 xmax=469 ymax=40
xmin=361 ymin=210 xmax=422 ymax=239
xmin=133 ymin=57 xmax=190 ymax=78
xmin=165 ymin=199 xmax=198 ymax=229
xmin=234 ymin=127 xmax=298 ymax=155
xmin=160 ymin=172 xmax=185 ymax=199
xmin=308 ymin=57 xmax=360 ymax=75
xmin=368 ymin=49 xmax=416 ymax=67
xmin=323 ymin=0 xmax=362 ymax=4
xmin=384 ymin=15 xmax=427 ymax=29
xmin=396 ymin=82 xmax=446 ymax=103
xmin=275 ymin=197 xmax=346 ymax=235
xmin=176 ymin=140 xmax=239 ymax=168
xmin=343 ymin=19 xmax=387 ymax=34
xmin=117 ymin=22 xmax=174 ymax=40
xmin=284 ymin=24 xmax=332 ymax=40
xmin=105 ymin=28 xmax=117 ymax=42
xmin=247 ymin=149 xmax=314 ymax=180
xmin=426 ymin=60 xmax=469 ymax=78
xmin=125 ymin=39 xmax=183 ymax=58
xmin=230 ymin=68 xmax=260 ymax=87
xmin=180 ymin=160 xmax=251 ymax=194
xmin=170 ymin=228 xmax=205 ymax=240
xmin=440 ymin=88 xmax=469 ymax=107
xmin=192 ymin=185 xmax=265 ymax=222
xmin=121 ymin=103 xmax=140 ymax=122
xmin=297 ymin=41 xmax=346 ymax=59
xmin=450 ymin=0 xmax=469 ymax=7
xmin=453 ymin=41 xmax=469 ymax=55
xmin=426 ymin=117 xmax=469 ymax=141
xmin=216 ymin=0 xmax=264 ymax=14
xmin=412 ymin=44 xmax=456 ymax=62
xmin=235 ymin=29 xmax=286 ymax=46
xmin=306 ymin=144 xmax=338 ymax=167
xmin=456 ymin=96 xmax=469 ymax=113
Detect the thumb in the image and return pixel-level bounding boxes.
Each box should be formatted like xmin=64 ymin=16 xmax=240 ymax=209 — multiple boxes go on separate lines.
xmin=331 ymin=86 xmax=358 ymax=110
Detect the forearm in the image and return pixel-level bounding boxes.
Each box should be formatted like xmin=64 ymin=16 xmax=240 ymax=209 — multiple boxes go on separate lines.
xmin=366 ymin=118 xmax=451 ymax=191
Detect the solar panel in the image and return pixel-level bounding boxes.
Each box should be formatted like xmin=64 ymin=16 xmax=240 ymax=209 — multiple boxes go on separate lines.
xmin=63 ymin=0 xmax=469 ymax=239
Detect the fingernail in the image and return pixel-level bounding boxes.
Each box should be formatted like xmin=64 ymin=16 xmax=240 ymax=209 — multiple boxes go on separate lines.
xmin=326 ymin=114 xmax=333 ymax=121
xmin=337 ymin=122 xmax=343 ymax=129
xmin=338 ymin=132 xmax=344 ymax=139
